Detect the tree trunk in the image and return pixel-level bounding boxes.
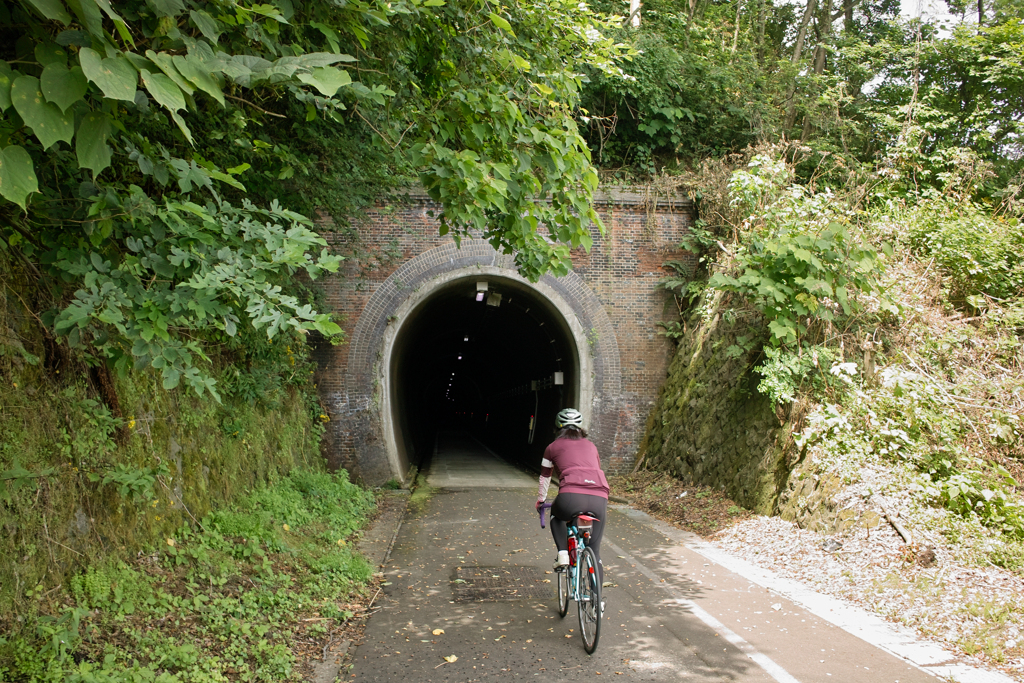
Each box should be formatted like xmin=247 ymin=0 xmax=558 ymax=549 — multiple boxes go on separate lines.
xmin=784 ymin=0 xmax=818 ymax=130
xmin=89 ymin=363 xmax=128 ymax=445
xmin=978 ymin=0 xmax=983 ymax=24
xmin=731 ymin=0 xmax=743 ymax=52
xmin=629 ymin=0 xmax=642 ymax=27
xmin=757 ymin=0 xmax=767 ymax=64
xmin=817 ymin=0 xmax=832 ymax=71
xmin=683 ymin=0 xmax=698 ymax=46
xmin=802 ymin=0 xmax=832 ymax=140
xmin=791 ymin=0 xmax=818 ymax=65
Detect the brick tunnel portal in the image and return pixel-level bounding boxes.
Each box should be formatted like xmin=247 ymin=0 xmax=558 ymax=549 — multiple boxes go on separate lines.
xmin=390 ymin=274 xmax=582 ymax=477
xmin=312 ymin=188 xmax=692 ymax=486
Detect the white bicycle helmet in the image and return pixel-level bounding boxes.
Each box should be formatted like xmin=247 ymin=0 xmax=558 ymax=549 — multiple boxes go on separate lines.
xmin=555 ymin=408 xmax=584 ymax=429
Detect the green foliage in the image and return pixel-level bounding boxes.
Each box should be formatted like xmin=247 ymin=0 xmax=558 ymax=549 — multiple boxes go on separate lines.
xmin=1 ymin=469 xmax=376 ymax=681
xmin=797 ymin=358 xmax=1024 ymax=547
xmin=88 ymin=462 xmax=170 ymax=502
xmin=0 ymin=362 xmax=323 ymax=618
xmin=579 ymin=3 xmax=783 ymax=168
xmin=907 ymin=202 xmax=1024 ymax=309
xmin=707 ymin=155 xmax=894 ymax=349
xmin=755 ymin=345 xmax=838 ymax=405
xmin=398 ymin=0 xmax=632 ymax=280
xmin=70 ymin=563 xmax=151 ymax=611
xmin=0 ymin=0 xmax=633 ymax=401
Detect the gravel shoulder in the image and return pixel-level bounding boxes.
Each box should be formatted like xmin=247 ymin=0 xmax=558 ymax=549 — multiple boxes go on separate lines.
xmin=611 ymin=472 xmax=1024 ymax=682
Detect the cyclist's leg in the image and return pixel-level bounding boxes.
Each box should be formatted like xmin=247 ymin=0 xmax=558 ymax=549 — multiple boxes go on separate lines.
xmin=575 ymin=494 xmax=608 ymax=585
xmin=549 ymin=494 xmax=570 ymax=552
xmin=553 ymin=493 xmax=607 ymax=576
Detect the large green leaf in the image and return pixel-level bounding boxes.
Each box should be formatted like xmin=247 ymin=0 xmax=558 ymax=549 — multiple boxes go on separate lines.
xmin=172 ymin=54 xmax=224 ymax=106
xmin=11 ymin=76 xmax=74 ymax=149
xmin=0 ymin=145 xmax=39 ymax=210
xmin=296 ymin=66 xmax=351 ymax=96
xmin=35 ymin=43 xmax=67 ymax=66
xmin=0 ymin=62 xmax=13 ymax=112
xmin=488 ymin=12 xmax=515 ymax=36
xmin=145 ymin=0 xmax=184 ymax=17
xmin=22 ymin=0 xmax=71 ymax=24
xmin=170 ymin=111 xmax=195 ymax=146
xmin=76 ymin=111 xmax=112 ymax=177
xmin=79 ymin=48 xmax=137 ymax=102
xmin=41 ymin=63 xmax=87 ymax=112
xmin=93 ymin=0 xmax=134 ymax=46
xmin=141 ymin=69 xmax=185 ymax=111
xmin=188 ymin=10 xmax=221 ymax=43
xmin=66 ymin=0 xmax=103 ymax=35
xmin=146 ymin=51 xmax=194 ymax=95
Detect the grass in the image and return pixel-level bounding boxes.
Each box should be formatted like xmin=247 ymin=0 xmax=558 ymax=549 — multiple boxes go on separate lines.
xmin=407 ymin=473 xmax=435 ymax=515
xmin=0 ymin=469 xmax=377 ymax=682
xmin=0 ymin=368 xmax=323 ymax=618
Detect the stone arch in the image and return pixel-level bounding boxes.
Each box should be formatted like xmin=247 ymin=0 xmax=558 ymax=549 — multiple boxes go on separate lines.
xmin=343 ymin=239 xmax=621 ymax=485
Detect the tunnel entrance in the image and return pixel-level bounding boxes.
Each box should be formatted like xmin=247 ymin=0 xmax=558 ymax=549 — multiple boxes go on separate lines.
xmin=389 ymin=275 xmax=581 ymax=476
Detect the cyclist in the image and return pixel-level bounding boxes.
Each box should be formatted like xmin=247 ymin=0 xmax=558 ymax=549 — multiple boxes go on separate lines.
xmin=535 ymin=408 xmax=609 ymax=584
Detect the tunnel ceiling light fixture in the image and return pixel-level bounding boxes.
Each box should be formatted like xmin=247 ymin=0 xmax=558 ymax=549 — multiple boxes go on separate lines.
xmin=475 ymin=292 xmax=485 ymax=302
xmin=458 ymin=355 xmax=462 ymax=360
xmin=464 ymin=336 xmax=469 ymax=342
xmin=476 ymin=281 xmax=488 ymax=292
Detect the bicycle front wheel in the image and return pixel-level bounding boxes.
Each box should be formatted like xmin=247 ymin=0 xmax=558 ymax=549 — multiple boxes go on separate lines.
xmin=577 ymin=546 xmax=602 ymax=654
xmin=557 ymin=566 xmax=569 ymax=617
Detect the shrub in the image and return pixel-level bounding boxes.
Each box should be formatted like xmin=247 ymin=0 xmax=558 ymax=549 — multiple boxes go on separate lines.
xmin=909 ymin=202 xmax=1024 ymax=309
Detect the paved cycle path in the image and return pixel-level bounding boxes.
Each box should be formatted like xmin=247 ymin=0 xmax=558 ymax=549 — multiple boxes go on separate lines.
xmin=349 ymin=437 xmax=996 ymax=682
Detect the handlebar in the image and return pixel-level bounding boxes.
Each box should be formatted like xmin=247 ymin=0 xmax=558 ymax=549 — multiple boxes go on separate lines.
xmin=538 ymin=502 xmax=553 ymax=528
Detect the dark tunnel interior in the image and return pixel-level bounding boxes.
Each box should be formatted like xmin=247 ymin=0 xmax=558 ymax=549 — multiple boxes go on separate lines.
xmin=390 ymin=276 xmax=579 ymax=474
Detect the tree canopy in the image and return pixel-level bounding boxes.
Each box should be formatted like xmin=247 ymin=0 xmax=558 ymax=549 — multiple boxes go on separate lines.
xmin=0 ymin=0 xmax=630 ymax=395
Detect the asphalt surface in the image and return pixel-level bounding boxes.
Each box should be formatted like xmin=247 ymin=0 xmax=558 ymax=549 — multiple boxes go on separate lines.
xmin=349 ymin=433 xmax=939 ymax=682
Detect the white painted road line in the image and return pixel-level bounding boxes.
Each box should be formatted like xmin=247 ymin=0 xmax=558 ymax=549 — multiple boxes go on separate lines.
xmin=613 ymin=505 xmax=1019 ymax=683
xmin=605 ymin=539 xmax=802 ymax=683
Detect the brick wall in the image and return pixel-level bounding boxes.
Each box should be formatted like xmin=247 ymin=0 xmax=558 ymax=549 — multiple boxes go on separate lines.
xmin=310 ymin=187 xmax=694 ymax=485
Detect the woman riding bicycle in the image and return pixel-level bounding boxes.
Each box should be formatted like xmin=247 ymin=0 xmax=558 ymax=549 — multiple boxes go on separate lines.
xmin=535 ymin=408 xmax=609 ymax=584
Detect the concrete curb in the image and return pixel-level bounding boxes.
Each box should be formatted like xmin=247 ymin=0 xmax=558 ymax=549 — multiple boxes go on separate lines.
xmin=308 ymin=490 xmax=410 ymax=683
xmin=612 ymin=504 xmax=1018 ymax=683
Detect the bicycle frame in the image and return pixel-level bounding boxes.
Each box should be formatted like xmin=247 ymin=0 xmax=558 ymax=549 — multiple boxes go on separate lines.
xmin=564 ymin=520 xmax=590 ymax=602
xmin=540 ymin=503 xmax=602 ymax=653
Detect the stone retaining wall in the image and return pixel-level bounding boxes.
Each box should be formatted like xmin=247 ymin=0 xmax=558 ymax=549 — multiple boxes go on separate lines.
xmin=639 ymin=294 xmax=876 ymax=530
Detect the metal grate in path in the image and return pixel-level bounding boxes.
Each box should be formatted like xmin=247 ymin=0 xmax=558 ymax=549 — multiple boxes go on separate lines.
xmin=451 ymin=565 xmax=552 ymax=602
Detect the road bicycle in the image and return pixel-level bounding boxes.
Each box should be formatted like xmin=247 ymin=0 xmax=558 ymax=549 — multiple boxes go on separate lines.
xmin=539 ymin=502 xmax=602 ymax=653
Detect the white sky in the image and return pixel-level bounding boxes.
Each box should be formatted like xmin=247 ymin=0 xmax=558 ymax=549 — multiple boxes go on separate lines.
xmin=900 ymin=0 xmax=960 ymax=28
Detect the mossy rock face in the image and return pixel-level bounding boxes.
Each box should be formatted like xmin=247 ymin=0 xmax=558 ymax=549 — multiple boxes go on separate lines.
xmin=641 ymin=296 xmax=790 ymax=516
xmin=0 ymin=367 xmax=324 ymax=614
xmin=640 ymin=294 xmax=852 ymax=529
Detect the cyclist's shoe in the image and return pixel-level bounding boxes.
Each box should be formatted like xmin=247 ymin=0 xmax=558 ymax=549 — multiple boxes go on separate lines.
xmin=601 ymin=600 xmax=606 ymax=613
xmin=553 ymin=550 xmax=569 ymax=571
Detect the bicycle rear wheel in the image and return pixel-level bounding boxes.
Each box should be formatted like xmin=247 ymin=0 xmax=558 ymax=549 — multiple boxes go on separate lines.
xmin=557 ymin=567 xmax=569 ymax=617
xmin=577 ymin=546 xmax=602 ymax=653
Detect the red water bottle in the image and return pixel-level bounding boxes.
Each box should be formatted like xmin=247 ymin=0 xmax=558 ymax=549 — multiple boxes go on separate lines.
xmin=567 ymin=536 xmax=577 ymax=566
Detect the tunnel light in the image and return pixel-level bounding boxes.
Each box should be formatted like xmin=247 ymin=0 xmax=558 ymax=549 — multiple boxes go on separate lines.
xmin=458 ymin=355 xmax=462 ymax=360
xmin=464 ymin=336 xmax=469 ymax=342
xmin=554 ymin=372 xmax=564 ymax=385
xmin=476 ymin=292 xmax=485 ymax=302
xmin=477 ymin=281 xmax=488 ymax=292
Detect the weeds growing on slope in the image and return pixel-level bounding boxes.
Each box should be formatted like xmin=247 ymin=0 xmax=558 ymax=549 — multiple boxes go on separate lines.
xmin=0 ymin=469 xmax=376 ymax=682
